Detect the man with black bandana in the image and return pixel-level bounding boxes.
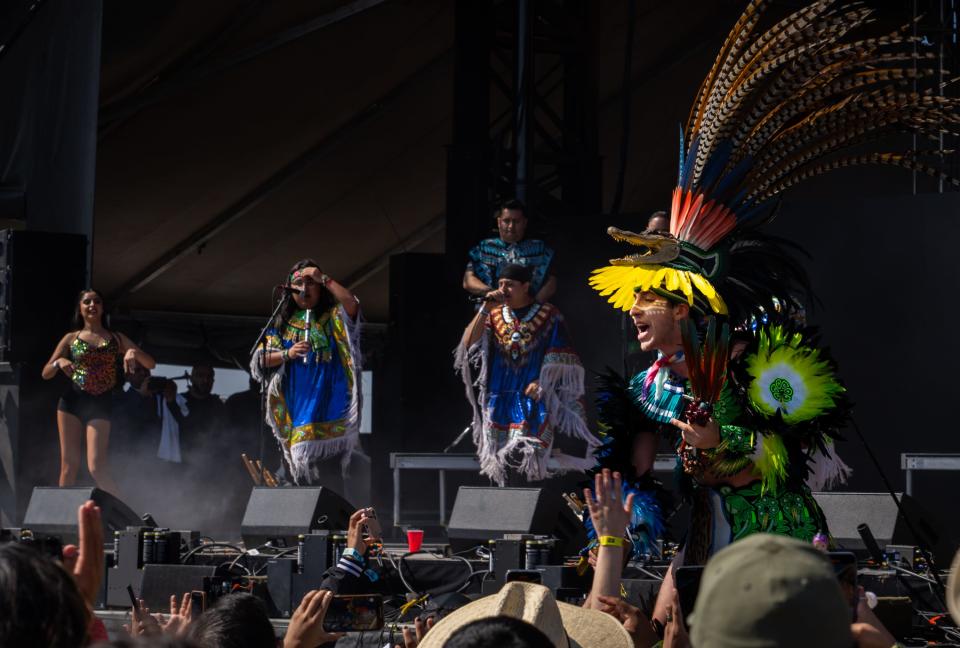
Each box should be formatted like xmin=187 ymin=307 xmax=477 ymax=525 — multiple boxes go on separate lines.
xmin=455 ymin=264 xmax=599 ymax=486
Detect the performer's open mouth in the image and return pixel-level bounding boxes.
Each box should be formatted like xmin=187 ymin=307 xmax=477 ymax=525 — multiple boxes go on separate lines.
xmin=635 ymin=322 xmax=650 ymax=338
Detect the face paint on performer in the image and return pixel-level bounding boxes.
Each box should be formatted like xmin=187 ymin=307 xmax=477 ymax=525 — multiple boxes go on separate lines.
xmin=289 ymin=268 xmax=323 ymax=310
xmin=629 ymin=290 xmax=687 ymax=353
xmin=497 ymin=277 xmax=533 ymax=310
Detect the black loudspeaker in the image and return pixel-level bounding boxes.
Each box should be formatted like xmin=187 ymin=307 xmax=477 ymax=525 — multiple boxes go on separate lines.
xmin=241 ymin=487 xmax=354 ymax=548
xmin=372 ymin=253 xmax=467 ymax=533
xmin=0 ymin=364 xmax=62 ymax=526
xmin=0 ymin=230 xmax=87 ymax=363
xmin=446 ymin=487 xmax=586 ymax=555
xmin=22 ymin=487 xmax=142 ymax=544
xmin=139 ymin=564 xmax=218 ymax=611
xmin=813 ymin=491 xmax=957 ymax=566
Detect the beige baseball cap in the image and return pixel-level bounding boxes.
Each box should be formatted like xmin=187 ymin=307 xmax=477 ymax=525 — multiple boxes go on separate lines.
xmin=690 ymin=533 xmax=853 ymax=648
xmin=947 ymin=549 xmax=960 ymax=625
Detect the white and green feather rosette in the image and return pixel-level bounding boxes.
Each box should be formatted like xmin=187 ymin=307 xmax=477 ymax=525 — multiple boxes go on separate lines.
xmin=744 ymin=326 xmax=845 ymax=424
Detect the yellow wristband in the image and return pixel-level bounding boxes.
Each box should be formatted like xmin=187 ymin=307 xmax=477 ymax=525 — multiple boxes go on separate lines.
xmin=598 ymin=535 xmax=626 ymax=548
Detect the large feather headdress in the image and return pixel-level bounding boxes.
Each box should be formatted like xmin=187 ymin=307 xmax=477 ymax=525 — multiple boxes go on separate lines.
xmin=591 ymin=0 xmax=960 ymax=322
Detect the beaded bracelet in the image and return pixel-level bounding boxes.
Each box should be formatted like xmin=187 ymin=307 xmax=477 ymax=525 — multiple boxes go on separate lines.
xmin=281 ymin=348 xmax=289 ymax=362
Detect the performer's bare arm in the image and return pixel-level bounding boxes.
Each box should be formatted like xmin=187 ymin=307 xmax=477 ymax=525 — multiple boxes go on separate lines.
xmin=302 ymin=267 xmax=359 ymax=320
xmin=463 ymin=269 xmax=493 ymax=296
xmin=259 ymin=342 xmax=311 ymax=369
xmin=42 ymin=333 xmax=75 ymax=379
xmin=461 ymin=307 xmax=489 ymax=348
xmin=116 ymin=332 xmax=157 ymax=372
xmin=534 ymin=274 xmax=557 ymax=304
xmin=461 ymin=290 xmax=504 ymax=347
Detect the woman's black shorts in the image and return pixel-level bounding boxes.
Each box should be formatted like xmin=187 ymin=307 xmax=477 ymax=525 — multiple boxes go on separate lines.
xmin=57 ymin=389 xmax=113 ymax=425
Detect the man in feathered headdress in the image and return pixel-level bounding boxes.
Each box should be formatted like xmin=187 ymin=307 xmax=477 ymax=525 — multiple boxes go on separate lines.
xmin=585 ymin=0 xmax=960 ymax=634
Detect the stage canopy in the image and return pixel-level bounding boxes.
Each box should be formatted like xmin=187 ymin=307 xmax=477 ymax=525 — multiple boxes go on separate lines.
xmin=92 ymin=0 xmax=743 ymax=322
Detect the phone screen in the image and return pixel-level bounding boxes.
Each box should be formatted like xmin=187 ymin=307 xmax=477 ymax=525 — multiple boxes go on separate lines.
xmin=362 ymin=508 xmax=382 ymax=540
xmin=505 ymin=569 xmax=543 ymax=584
xmin=126 ymin=585 xmax=139 ymax=610
xmin=827 ymin=552 xmax=858 ymax=620
xmin=323 ymin=595 xmax=384 ymax=632
xmin=674 ymin=566 xmax=705 ymax=621
xmin=190 ymin=591 xmax=206 ymax=617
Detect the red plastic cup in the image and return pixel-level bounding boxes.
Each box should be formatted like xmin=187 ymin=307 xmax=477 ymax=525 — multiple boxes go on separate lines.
xmin=406 ymin=528 xmax=424 ymax=553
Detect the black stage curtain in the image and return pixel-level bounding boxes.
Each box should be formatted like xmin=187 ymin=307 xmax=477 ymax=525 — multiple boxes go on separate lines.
xmin=0 ymin=0 xmax=101 ymax=243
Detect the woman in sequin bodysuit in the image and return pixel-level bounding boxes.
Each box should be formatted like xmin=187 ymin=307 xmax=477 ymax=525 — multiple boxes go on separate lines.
xmin=41 ymin=289 xmax=155 ymax=497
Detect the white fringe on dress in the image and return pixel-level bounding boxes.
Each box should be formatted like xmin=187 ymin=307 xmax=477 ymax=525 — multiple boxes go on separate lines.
xmin=806 ymin=440 xmax=852 ymax=491
xmin=454 ymin=330 xmax=599 ymax=487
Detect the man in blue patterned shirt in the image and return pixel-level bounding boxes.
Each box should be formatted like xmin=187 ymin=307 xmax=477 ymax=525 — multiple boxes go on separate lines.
xmin=463 ymin=200 xmax=557 ymax=304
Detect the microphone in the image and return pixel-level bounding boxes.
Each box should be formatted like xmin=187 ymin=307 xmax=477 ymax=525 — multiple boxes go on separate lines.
xmin=468 ymin=294 xmax=500 ymax=304
xmin=857 ymin=523 xmax=886 ymax=565
xmin=302 ymin=309 xmax=312 ymax=365
xmin=277 ymin=285 xmax=307 ymax=298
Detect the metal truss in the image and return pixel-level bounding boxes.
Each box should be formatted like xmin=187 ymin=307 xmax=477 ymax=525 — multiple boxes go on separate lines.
xmin=445 ymin=0 xmax=599 ymax=270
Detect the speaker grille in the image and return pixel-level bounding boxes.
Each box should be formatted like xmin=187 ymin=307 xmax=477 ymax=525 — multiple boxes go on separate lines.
xmin=22 ymin=487 xmax=142 ymax=544
xmin=813 ymin=492 xmax=902 ymax=549
xmin=240 ymin=487 xmax=353 ymax=548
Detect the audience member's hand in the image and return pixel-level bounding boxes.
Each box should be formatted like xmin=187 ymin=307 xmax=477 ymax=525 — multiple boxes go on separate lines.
xmin=63 ymin=501 xmax=103 ymax=607
xmin=346 ymin=508 xmax=375 ymax=554
xmin=851 ymin=621 xmax=896 ymax=648
xmin=584 ymin=469 xmax=634 ymax=538
xmin=596 ymin=595 xmax=658 ymax=648
xmin=663 ymin=589 xmax=690 ymax=648
xmin=284 ymin=589 xmax=344 ymax=648
xmin=159 ymin=593 xmax=193 ymax=637
xmin=852 ymin=586 xmax=896 ymax=648
xmin=396 ymin=615 xmax=435 ymax=648
xmin=125 ymin=599 xmax=162 ymax=636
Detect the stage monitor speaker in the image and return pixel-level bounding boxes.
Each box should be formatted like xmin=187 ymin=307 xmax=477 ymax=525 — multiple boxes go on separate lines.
xmin=22 ymin=487 xmax=142 ymax=544
xmin=813 ymin=491 xmax=957 ymax=566
xmin=241 ymin=487 xmax=354 ymax=548
xmin=139 ymin=564 xmax=218 ymax=611
xmin=446 ymin=487 xmax=586 ymax=555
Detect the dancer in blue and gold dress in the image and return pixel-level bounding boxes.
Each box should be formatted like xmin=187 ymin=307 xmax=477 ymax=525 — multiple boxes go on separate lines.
xmin=251 ymin=260 xmax=361 ymax=485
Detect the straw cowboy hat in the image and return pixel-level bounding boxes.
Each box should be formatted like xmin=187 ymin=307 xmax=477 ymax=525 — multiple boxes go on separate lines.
xmin=948 ymin=549 xmax=960 ymax=625
xmin=418 ymin=582 xmax=632 ymax=648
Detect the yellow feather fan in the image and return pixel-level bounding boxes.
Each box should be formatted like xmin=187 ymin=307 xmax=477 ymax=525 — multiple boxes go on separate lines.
xmin=588 ymin=265 xmax=728 ymax=314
